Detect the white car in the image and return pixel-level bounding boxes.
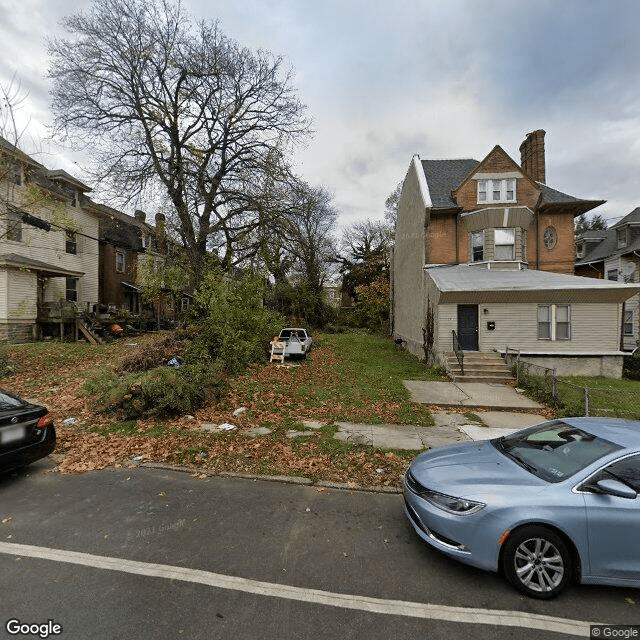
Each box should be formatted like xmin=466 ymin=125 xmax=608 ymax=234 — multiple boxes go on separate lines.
xmin=277 ymin=328 xmax=313 ymax=358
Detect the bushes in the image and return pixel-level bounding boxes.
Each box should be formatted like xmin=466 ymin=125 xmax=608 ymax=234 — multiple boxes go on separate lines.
xmin=85 ymin=270 xmax=285 ymax=418
xmin=85 ymin=361 xmax=226 ymax=418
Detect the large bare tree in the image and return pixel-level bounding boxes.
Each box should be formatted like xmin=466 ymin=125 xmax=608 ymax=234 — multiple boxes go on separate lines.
xmin=48 ymin=0 xmax=310 ymax=280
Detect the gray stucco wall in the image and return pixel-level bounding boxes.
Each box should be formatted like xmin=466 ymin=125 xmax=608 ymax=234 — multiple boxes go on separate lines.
xmin=392 ymin=159 xmax=428 ymax=358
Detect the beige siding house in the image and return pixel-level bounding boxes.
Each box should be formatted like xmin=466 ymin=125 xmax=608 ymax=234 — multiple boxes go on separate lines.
xmin=0 ymin=137 xmax=99 ymax=341
xmin=392 ymin=131 xmax=640 ymax=378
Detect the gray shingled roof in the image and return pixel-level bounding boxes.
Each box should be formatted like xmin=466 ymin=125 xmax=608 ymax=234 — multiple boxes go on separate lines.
xmin=421 ymin=159 xmax=480 ymax=208
xmin=420 ymin=158 xmax=595 ymax=210
xmin=576 ymin=207 xmax=640 ymax=265
xmin=611 ymin=207 xmax=640 ymax=229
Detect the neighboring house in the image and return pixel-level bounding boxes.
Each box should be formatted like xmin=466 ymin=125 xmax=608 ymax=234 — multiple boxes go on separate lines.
xmin=0 ymin=136 xmax=99 ymax=342
xmin=392 ymin=130 xmax=640 ymax=377
xmin=575 ymin=207 xmax=640 ymax=351
xmin=91 ymin=203 xmax=190 ymax=325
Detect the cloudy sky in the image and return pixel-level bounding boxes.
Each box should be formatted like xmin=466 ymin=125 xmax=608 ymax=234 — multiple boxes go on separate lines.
xmin=2 ymin=0 xmax=640 ymax=228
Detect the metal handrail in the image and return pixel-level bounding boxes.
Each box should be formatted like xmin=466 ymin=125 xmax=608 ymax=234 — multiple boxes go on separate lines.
xmin=452 ymin=330 xmax=464 ymax=376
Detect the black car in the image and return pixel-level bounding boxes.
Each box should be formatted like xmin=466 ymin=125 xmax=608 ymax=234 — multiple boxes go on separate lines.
xmin=0 ymin=389 xmax=56 ymax=473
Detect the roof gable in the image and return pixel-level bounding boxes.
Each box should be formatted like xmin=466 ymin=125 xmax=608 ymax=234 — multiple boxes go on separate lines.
xmin=452 ymin=145 xmax=537 ymax=198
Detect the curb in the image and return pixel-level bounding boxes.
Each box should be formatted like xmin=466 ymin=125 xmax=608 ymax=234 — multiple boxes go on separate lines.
xmin=140 ymin=462 xmax=403 ymax=494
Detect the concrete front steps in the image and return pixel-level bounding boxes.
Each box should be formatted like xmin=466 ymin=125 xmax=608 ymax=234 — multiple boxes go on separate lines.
xmin=445 ymin=351 xmax=514 ymax=384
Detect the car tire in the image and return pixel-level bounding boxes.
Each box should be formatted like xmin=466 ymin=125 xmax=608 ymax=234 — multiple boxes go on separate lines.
xmin=502 ymin=525 xmax=572 ymax=599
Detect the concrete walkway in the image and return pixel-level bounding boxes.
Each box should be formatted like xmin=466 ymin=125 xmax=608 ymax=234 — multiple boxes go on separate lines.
xmin=334 ymin=408 xmax=548 ymax=450
xmin=403 ymin=380 xmax=544 ymax=409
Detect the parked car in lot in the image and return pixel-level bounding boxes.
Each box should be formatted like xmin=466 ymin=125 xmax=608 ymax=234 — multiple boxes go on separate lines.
xmin=404 ymin=417 xmax=640 ymax=599
xmin=0 ymin=389 xmax=56 ymax=473
xmin=277 ymin=328 xmax=313 ymax=358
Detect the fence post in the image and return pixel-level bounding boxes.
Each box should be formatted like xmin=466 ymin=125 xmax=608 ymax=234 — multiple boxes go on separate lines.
xmin=584 ymin=386 xmax=589 ymax=416
xmin=552 ymin=369 xmax=557 ymax=401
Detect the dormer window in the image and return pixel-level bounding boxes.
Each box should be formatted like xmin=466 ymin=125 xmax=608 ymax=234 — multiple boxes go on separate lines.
xmin=617 ymin=227 xmax=628 ymax=248
xmin=477 ymin=179 xmax=516 ymax=204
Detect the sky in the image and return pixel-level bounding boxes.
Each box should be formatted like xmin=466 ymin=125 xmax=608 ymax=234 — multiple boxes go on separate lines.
xmin=2 ymin=0 xmax=640 ymax=229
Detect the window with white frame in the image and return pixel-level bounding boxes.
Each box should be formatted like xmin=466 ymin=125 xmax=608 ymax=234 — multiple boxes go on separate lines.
xmin=495 ymin=228 xmax=515 ymax=260
xmin=471 ymin=230 xmax=484 ymax=262
xmin=477 ymin=179 xmax=516 ymax=203
xmin=116 ymin=251 xmax=125 ymax=273
xmin=624 ymin=310 xmax=634 ymax=336
xmin=66 ymin=278 xmax=78 ymax=302
xmin=617 ymin=227 xmax=628 ymax=248
xmin=538 ymin=304 xmax=571 ymax=340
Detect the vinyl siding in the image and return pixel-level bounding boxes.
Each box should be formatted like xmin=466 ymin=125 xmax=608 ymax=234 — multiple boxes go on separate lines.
xmin=437 ymin=302 xmax=622 ymax=353
xmin=7 ymin=270 xmax=37 ymax=319
xmin=0 ymin=188 xmax=100 ymax=316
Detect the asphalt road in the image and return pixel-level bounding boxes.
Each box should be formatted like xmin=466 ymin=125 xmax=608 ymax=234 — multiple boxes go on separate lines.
xmin=0 ymin=462 xmax=637 ymax=640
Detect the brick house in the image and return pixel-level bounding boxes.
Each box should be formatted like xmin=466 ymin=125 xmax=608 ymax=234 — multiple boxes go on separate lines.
xmin=392 ymin=130 xmax=640 ymax=377
xmin=91 ymin=203 xmax=190 ymax=325
xmin=575 ymin=207 xmax=640 ymax=351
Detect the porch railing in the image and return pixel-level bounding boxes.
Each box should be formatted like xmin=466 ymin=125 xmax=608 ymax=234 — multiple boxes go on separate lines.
xmin=452 ymin=330 xmax=464 ymax=376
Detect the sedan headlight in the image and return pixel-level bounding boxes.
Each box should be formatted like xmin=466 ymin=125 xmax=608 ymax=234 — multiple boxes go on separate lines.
xmin=422 ymin=489 xmax=485 ymax=516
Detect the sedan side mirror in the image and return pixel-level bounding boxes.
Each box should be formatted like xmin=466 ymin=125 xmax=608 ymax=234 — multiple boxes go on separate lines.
xmin=595 ymin=479 xmax=637 ymax=499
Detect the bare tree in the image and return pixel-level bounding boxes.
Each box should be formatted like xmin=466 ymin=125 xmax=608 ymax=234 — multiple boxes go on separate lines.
xmin=384 ymin=181 xmax=402 ymax=229
xmin=48 ymin=0 xmax=310 ymax=282
xmin=1 ymin=78 xmax=69 ymax=243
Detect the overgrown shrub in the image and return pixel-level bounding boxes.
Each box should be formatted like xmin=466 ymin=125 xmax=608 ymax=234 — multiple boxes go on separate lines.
xmin=85 ymin=269 xmax=284 ymax=418
xmin=0 ymin=351 xmax=19 ymax=378
xmin=623 ymin=352 xmax=640 ymax=380
xmin=85 ymin=360 xmax=226 ymax=418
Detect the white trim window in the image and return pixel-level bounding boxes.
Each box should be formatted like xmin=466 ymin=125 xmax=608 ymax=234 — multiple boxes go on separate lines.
xmin=538 ymin=304 xmax=571 ymax=341
xmin=6 ymin=209 xmax=22 ymax=242
xmin=617 ymin=227 xmax=628 ymax=249
xmin=495 ymin=228 xmax=515 ymax=260
xmin=624 ymin=310 xmax=634 ymax=336
xmin=477 ymin=179 xmax=516 ymax=203
xmin=471 ymin=230 xmax=484 ymax=262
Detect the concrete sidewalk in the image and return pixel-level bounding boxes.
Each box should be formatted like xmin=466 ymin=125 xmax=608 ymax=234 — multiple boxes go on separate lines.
xmin=403 ymin=380 xmax=544 ymax=410
xmin=334 ymin=409 xmax=548 ymax=451
xmin=330 ymin=380 xmax=547 ymax=450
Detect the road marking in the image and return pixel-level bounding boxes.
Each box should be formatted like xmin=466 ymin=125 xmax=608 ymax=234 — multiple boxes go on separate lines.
xmin=0 ymin=540 xmax=597 ymax=637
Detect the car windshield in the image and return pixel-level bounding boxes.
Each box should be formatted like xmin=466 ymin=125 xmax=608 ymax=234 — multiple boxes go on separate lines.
xmin=492 ymin=421 xmax=622 ymax=483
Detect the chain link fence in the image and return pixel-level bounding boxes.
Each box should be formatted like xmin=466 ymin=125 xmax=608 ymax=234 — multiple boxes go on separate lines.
xmin=504 ymin=348 xmax=640 ymax=419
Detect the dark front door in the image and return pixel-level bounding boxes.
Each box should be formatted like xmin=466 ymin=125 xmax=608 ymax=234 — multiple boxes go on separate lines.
xmin=457 ymin=305 xmax=478 ymax=351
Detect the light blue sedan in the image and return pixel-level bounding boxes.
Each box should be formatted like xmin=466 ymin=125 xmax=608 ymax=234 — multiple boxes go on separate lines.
xmin=403 ymin=417 xmax=640 ymax=599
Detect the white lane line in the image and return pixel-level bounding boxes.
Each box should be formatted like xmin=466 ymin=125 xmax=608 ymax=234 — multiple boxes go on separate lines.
xmin=0 ymin=541 xmax=598 ymax=637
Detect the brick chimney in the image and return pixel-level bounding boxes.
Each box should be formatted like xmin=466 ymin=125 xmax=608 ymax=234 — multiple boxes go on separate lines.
xmin=519 ymin=129 xmax=546 ymax=184
xmin=134 ymin=209 xmax=146 ymax=222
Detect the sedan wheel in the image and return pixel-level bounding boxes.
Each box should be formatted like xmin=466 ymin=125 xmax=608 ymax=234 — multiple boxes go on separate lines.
xmin=502 ymin=526 xmax=572 ymax=599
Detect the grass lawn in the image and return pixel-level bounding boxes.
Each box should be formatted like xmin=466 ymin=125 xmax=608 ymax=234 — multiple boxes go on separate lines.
xmin=1 ymin=330 xmax=447 ymax=486
xmin=555 ymin=376 xmax=640 ymax=420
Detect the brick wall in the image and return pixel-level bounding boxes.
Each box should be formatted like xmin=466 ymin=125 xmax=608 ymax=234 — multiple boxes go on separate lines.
xmin=426 ymin=212 xmax=458 ymax=264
